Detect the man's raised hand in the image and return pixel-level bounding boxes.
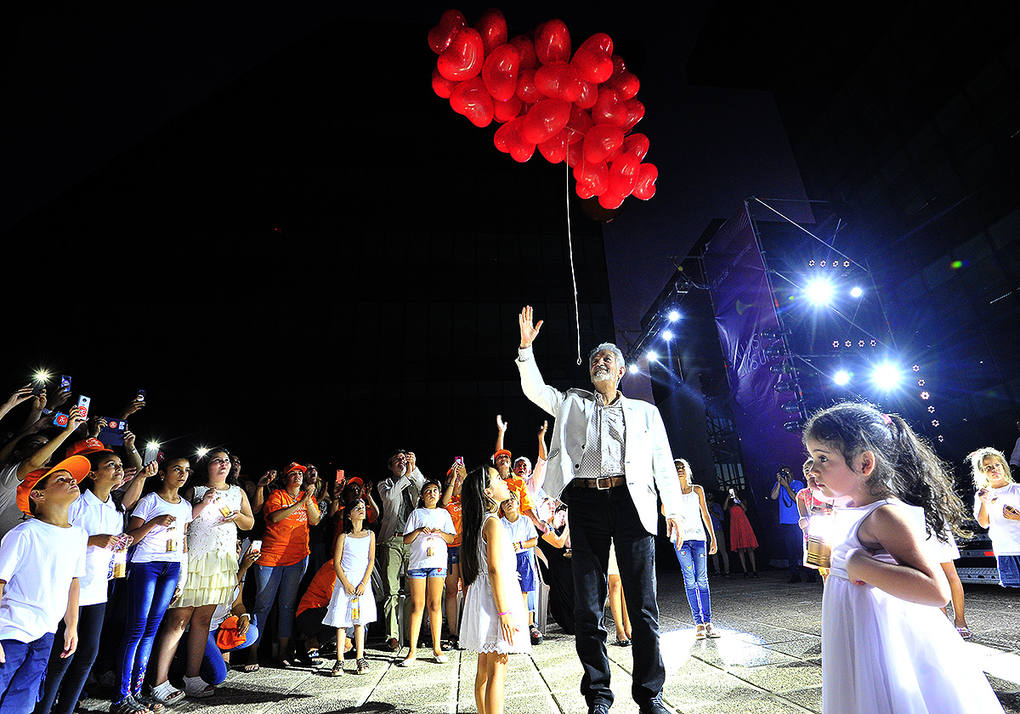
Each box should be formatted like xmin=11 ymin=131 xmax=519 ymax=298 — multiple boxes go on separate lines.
xmin=519 ymin=305 xmax=544 ymax=349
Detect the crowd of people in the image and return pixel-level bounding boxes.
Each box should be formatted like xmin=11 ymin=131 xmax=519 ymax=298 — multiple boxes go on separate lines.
xmin=0 ymin=305 xmax=1017 ymax=714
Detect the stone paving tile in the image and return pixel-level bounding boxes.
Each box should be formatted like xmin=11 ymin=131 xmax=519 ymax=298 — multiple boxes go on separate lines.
xmin=761 ymin=637 xmax=823 ymax=660
xmin=773 ymin=686 xmax=822 ymax=713
xmin=725 ymin=658 xmax=823 ymax=695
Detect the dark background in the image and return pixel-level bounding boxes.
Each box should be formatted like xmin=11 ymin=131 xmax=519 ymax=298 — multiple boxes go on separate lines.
xmin=2 ymin=2 xmax=1018 ymax=490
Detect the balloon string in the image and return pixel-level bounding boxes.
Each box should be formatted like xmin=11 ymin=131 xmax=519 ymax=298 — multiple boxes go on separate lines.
xmin=565 ymin=160 xmax=582 ymax=366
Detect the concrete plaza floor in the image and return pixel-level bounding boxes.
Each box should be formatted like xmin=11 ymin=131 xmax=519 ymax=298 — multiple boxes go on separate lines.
xmin=80 ymin=570 xmax=1020 ymax=713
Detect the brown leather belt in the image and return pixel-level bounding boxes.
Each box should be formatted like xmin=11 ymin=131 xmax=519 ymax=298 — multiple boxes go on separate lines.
xmin=571 ymin=475 xmax=626 ymax=490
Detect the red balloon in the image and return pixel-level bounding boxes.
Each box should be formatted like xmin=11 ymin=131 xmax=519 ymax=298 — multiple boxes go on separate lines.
xmin=579 ymin=32 xmax=613 ymax=56
xmin=575 ymin=80 xmax=597 ymax=109
xmin=538 ymin=130 xmax=569 ymax=163
xmin=621 ymin=99 xmax=645 ymax=131
xmin=592 ymin=88 xmax=627 ymax=127
xmin=622 ymin=133 xmax=650 ymax=160
xmin=534 ymin=62 xmax=583 ymax=103
xmin=608 ymin=71 xmax=640 ymax=100
xmin=428 ymin=10 xmax=467 ymax=55
xmin=495 ymin=118 xmax=535 ymax=162
xmin=608 ymin=153 xmax=640 ymax=196
xmin=482 ymin=44 xmax=520 ymax=102
xmin=564 ymin=105 xmax=592 ymax=144
xmin=598 ymin=192 xmax=626 ymax=210
xmin=494 ymin=119 xmax=516 ymax=153
xmin=520 ymin=99 xmax=571 ymax=144
xmin=432 ymin=68 xmax=458 ymax=99
xmin=535 ymin=19 xmax=571 ymax=64
xmin=510 ymin=140 xmax=536 ymax=163
xmin=515 ymin=68 xmax=541 ymax=104
xmin=575 ymin=160 xmax=609 ymax=197
xmin=449 ymin=77 xmax=494 ymax=128
xmin=583 ymin=123 xmax=624 ymax=163
xmin=475 ymin=9 xmax=507 ymax=55
xmin=493 ymin=95 xmax=522 ymax=123
xmin=575 ymin=181 xmax=598 ymax=200
xmin=566 ymin=142 xmax=584 ymax=167
xmin=509 ymin=35 xmax=538 ymax=71
xmin=437 ymin=28 xmax=485 ymax=81
xmin=633 ymin=163 xmax=658 ymax=200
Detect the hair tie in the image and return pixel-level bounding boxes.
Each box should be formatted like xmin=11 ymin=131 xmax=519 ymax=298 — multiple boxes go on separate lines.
xmin=880 ymin=413 xmax=893 ymax=426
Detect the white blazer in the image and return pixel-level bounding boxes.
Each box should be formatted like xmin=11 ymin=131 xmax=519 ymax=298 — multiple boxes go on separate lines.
xmin=516 ymin=347 xmax=682 ymax=535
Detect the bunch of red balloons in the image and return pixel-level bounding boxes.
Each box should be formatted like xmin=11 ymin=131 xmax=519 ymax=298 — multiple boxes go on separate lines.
xmin=429 ymin=9 xmax=657 ymax=210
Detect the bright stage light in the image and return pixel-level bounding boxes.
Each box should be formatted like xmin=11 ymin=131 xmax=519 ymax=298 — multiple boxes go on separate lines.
xmin=833 ymin=370 xmax=851 ymax=386
xmin=804 ymin=277 xmax=836 ymax=307
xmin=646 ymin=351 xmax=659 ymax=362
xmin=871 ymin=362 xmax=903 ymax=391
xmin=628 ymin=364 xmax=639 ymax=374
xmin=661 ymin=330 xmax=674 ymax=341
xmin=667 ymin=310 xmax=680 ymax=322
xmin=850 ymin=286 xmax=863 ymax=298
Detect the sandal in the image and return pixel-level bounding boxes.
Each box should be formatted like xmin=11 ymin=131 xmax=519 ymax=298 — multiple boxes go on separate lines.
xmin=235 ymin=662 xmax=260 ymax=673
xmin=695 ymin=624 xmax=707 ymax=640
xmin=704 ymin=623 xmax=721 ymax=639
xmin=149 ymin=681 xmax=185 ymax=706
xmin=134 ymin=694 xmax=165 ymax=712
xmin=183 ymin=675 xmax=215 ymax=698
xmin=357 ymin=657 xmax=370 ymax=675
xmin=956 ymin=626 xmax=973 ymax=640
xmin=330 ymin=659 xmax=344 ymax=677
xmin=111 ymin=695 xmax=152 ymax=714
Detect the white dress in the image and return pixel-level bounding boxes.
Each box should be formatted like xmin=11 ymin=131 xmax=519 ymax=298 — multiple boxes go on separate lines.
xmin=178 ymin=484 xmax=243 ymax=608
xmin=322 ymin=533 xmax=376 ymax=628
xmin=459 ymin=513 xmax=531 ymax=654
xmin=822 ymin=499 xmax=1003 ymax=714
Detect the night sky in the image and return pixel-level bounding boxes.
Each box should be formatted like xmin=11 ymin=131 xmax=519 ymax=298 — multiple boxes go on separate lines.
xmin=2 ymin=2 xmax=967 ymax=479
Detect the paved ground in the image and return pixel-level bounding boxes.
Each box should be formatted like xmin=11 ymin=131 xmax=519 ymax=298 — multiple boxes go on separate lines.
xmin=80 ymin=570 xmax=1020 ymax=713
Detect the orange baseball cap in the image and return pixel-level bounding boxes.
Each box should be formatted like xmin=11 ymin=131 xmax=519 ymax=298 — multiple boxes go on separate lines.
xmin=493 ymin=449 xmax=512 ymax=460
xmin=66 ymin=438 xmax=113 ymax=458
xmin=284 ymin=462 xmax=307 ymax=475
xmin=17 ymin=455 xmax=92 ymax=515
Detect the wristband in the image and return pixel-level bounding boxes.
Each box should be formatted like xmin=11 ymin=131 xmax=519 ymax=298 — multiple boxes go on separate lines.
xmin=497 ymin=611 xmax=511 ymax=616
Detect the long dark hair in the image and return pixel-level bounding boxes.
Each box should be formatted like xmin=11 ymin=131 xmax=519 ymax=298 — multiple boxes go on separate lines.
xmin=145 ymin=455 xmax=192 ymax=496
xmin=461 ymin=466 xmax=497 ymax=587
xmin=803 ymin=401 xmax=971 ymax=541
xmin=201 ymin=448 xmax=238 ymax=487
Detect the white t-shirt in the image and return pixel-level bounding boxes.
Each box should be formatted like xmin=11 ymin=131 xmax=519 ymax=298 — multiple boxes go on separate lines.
xmin=974 ymin=483 xmax=1020 ymax=556
xmin=0 ymin=518 xmax=87 ymax=642
xmin=0 ymin=462 xmax=28 ymax=539
xmin=501 ymin=514 xmax=538 ymax=556
xmin=130 ymin=493 xmax=194 ymax=563
xmin=67 ymin=489 xmax=124 ymax=606
xmin=404 ymin=507 xmax=456 ymax=571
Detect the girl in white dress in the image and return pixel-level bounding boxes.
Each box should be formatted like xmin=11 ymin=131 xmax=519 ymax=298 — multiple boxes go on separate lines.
xmin=459 ymin=467 xmax=530 ymax=714
xmin=323 ymin=498 xmax=375 ymax=676
xmin=804 ymin=402 xmax=1003 ymax=714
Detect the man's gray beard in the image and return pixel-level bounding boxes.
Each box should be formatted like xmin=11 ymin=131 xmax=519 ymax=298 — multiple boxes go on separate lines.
xmin=591 ymin=371 xmax=615 ymax=387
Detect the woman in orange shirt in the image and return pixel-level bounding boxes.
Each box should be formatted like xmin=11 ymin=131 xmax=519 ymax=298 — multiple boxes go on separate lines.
xmin=441 ymin=461 xmax=466 ymax=647
xmin=252 ymin=462 xmax=321 ymax=666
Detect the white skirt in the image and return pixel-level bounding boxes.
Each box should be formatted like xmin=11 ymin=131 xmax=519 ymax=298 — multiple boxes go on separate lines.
xmin=322 ymin=580 xmax=377 ymax=629
xmin=458 ymin=572 xmax=531 ymax=655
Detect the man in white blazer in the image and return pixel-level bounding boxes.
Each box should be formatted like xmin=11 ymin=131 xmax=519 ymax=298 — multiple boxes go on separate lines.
xmin=516 ymin=306 xmax=681 ymax=714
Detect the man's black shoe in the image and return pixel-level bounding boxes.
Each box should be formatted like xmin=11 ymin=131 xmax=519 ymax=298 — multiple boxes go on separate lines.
xmin=588 ymin=702 xmax=611 ymax=714
xmin=639 ymin=695 xmax=670 ymax=714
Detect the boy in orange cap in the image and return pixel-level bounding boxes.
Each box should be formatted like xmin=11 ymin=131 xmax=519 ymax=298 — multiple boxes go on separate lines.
xmin=0 ymin=456 xmax=89 ymax=712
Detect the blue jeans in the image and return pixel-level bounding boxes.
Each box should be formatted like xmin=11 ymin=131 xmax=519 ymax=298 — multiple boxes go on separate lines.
xmin=0 ymin=633 xmax=54 ymax=714
xmin=116 ymin=560 xmax=181 ymax=700
xmin=35 ymin=602 xmax=106 ymax=714
xmin=254 ymin=558 xmax=308 ymax=642
xmin=200 ymin=618 xmax=261 ymax=686
xmin=675 ymin=540 xmax=712 ymax=625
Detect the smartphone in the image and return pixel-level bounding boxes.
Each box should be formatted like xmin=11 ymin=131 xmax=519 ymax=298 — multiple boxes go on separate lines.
xmin=76 ymin=395 xmax=91 ymax=419
xmin=335 ymin=469 xmax=345 ymax=486
xmin=454 ymin=456 xmax=464 ymax=466
xmin=59 ymin=375 xmax=72 ymax=393
xmin=135 ymin=388 xmax=146 ymax=403
xmin=250 ymin=540 xmax=262 ymax=553
xmin=99 ymin=418 xmax=128 ymax=446
xmin=143 ymin=443 xmax=160 ymax=466
xmin=32 ymin=382 xmax=44 ymax=397
xmin=52 ymin=412 xmax=69 ymax=427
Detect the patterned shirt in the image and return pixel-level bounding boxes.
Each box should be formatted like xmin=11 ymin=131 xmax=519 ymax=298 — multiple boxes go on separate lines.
xmin=577 ymin=392 xmax=626 ymax=480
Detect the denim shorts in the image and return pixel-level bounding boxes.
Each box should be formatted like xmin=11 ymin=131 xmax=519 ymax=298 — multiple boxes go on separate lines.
xmin=408 ymin=566 xmax=446 ymax=579
xmin=447 ymin=546 xmax=460 ymax=568
xmin=997 ymin=555 xmax=1020 ymax=588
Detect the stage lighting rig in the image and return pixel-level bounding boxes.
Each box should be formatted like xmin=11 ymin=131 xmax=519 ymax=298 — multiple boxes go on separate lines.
xmin=871 ymin=362 xmax=903 ymax=392
xmin=833 ymin=370 xmax=851 ymax=386
xmin=804 ymin=277 xmax=836 ymax=307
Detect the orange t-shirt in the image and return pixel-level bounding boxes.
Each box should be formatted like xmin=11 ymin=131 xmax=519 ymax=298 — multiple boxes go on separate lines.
xmin=505 ymin=476 xmax=534 ymax=515
xmin=260 ymin=489 xmax=318 ymax=567
xmin=296 ymin=560 xmax=337 ymax=617
xmin=445 ymin=496 xmax=463 ymax=547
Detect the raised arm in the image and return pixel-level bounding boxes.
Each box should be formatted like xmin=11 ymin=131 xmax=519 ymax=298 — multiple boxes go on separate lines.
xmin=16 ymin=407 xmax=86 ymax=481
xmin=495 ymin=415 xmax=507 ymax=455
xmin=516 ymin=306 xmax=565 ymax=416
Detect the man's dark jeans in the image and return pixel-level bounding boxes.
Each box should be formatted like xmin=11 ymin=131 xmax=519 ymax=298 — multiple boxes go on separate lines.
xmin=564 ymin=483 xmax=664 ymax=709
